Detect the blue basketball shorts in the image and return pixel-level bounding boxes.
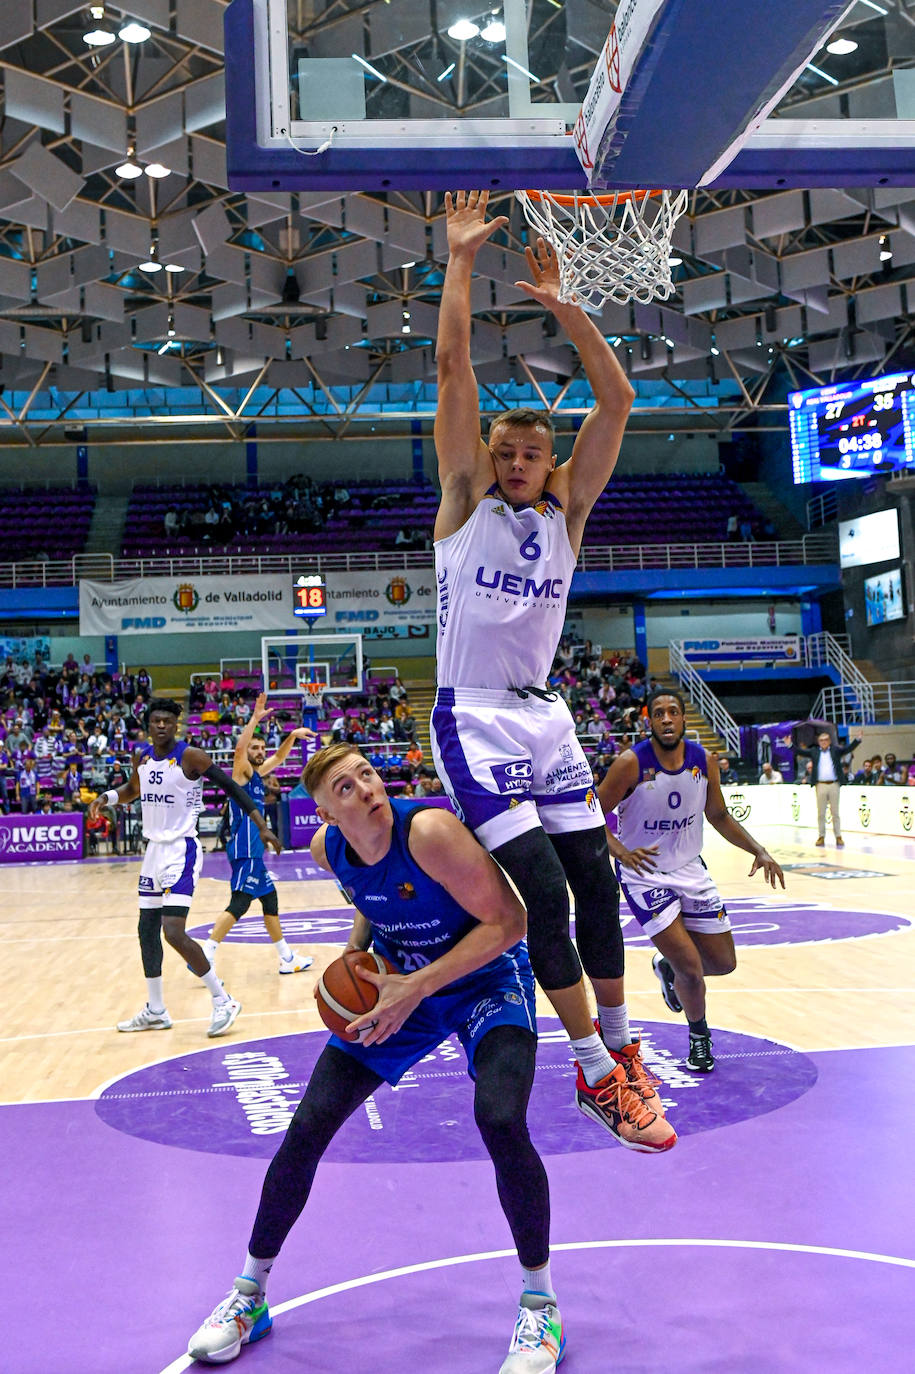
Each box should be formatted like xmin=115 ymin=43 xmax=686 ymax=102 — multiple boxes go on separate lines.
xmin=229 ymin=857 xmax=276 ymax=899
xmin=330 ymin=948 xmax=536 ymax=1085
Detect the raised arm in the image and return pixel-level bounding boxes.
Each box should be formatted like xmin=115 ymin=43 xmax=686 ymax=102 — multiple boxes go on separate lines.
xmin=182 ymin=744 xmax=282 ymax=854
xmin=232 ymin=691 xmax=270 ymax=781
xmin=517 ymin=240 xmax=634 ymax=552
xmin=260 ymin=726 xmax=315 ymax=776
xmin=434 ymin=190 xmax=509 ymax=541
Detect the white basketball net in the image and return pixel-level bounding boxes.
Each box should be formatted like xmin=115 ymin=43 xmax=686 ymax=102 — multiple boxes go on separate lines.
xmin=515 ymin=188 xmax=689 ymax=308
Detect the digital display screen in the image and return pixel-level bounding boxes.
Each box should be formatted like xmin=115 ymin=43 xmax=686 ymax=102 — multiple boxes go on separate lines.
xmin=789 ymin=371 xmax=915 ymax=483
xmin=838 ymin=509 xmax=900 ymax=569
xmin=864 ymin=567 xmax=905 ymax=626
xmin=293 ymin=575 xmax=327 ymax=619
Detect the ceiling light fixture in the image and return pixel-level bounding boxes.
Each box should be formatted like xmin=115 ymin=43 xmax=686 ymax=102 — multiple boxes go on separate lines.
xmin=164 ymin=263 xmax=186 ymax=274
xmin=481 ymin=19 xmax=506 ymax=42
xmin=880 ymin=235 xmax=893 ymax=261
xmin=504 ymin=54 xmax=540 ymax=82
xmin=806 ymin=62 xmax=839 ymax=86
xmin=668 ymin=255 xmax=683 ymax=267
xmin=115 ymin=155 xmax=143 ymax=179
xmin=83 ymin=26 xmax=116 ymax=47
xmin=447 ymin=19 xmax=480 ymax=40
xmin=144 ymin=163 xmax=171 ymax=179
xmin=351 ymin=53 xmax=387 ymax=82
xmin=138 ymin=246 xmax=163 ymax=274
xmin=437 ymin=62 xmax=456 ymax=82
xmin=118 ymin=20 xmax=151 ymax=43
xmin=826 ymin=36 xmax=858 ymax=55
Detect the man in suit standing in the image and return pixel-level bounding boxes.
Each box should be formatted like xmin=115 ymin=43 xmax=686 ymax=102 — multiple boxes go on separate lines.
xmin=798 ymin=729 xmax=861 ymax=848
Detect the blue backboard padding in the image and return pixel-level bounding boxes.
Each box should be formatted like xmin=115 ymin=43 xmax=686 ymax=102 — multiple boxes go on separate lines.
xmin=590 ymin=0 xmax=849 ymax=188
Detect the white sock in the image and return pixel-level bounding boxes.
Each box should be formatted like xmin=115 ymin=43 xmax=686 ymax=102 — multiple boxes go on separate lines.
xmin=241 ymin=1252 xmax=275 ymax=1295
xmin=274 ymin=938 xmax=292 ymax=963
xmin=203 ymin=937 xmax=218 ymax=961
xmin=521 ymin=1259 xmax=556 ymax=1302
xmin=569 ymin=1031 xmax=615 ymax=1087
xmin=145 ymin=977 xmax=165 ymax=1013
xmin=201 ymin=967 xmax=227 ymax=1001
xmin=597 ymin=1001 xmax=632 ymax=1051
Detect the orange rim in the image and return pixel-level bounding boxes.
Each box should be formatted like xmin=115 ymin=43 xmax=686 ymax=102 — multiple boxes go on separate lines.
xmin=521 ymin=188 xmax=664 ymax=206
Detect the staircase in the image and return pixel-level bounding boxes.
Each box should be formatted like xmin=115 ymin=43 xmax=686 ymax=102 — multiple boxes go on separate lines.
xmin=83 ymin=494 xmax=129 ymax=556
xmin=738 ymin=481 xmax=807 ymax=540
xmin=404 ymin=678 xmax=435 ymax=757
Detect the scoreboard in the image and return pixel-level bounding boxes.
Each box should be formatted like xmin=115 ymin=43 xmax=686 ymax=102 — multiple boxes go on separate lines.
xmin=293 ymin=574 xmax=327 ymax=620
xmin=789 ymin=371 xmax=915 ymax=484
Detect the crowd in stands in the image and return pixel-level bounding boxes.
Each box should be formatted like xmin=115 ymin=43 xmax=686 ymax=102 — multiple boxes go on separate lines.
xmin=547 ymin=639 xmax=655 ymax=783
xmin=0 ymin=654 xmax=154 ymax=843
xmin=121 ymin=472 xmax=770 ymax=561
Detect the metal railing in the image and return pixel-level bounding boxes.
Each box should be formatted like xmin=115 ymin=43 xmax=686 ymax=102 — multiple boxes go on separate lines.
xmin=806 ymin=489 xmax=838 ymax=530
xmin=0 ymin=534 xmax=839 ymax=588
xmin=804 ymin=630 xmax=875 ymax=720
xmin=668 ymin=641 xmax=740 ymax=755
xmin=813 ymin=680 xmax=915 ymax=727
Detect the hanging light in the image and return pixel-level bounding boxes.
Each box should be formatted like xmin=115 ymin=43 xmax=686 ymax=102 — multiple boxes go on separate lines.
xmin=825 ymin=36 xmax=858 ymax=56
xmin=84 ymin=25 xmax=116 ymax=46
xmin=164 ymin=262 xmax=186 ymax=274
xmin=139 ymin=244 xmax=163 ymax=274
xmin=447 ymin=19 xmax=480 ymax=40
xmin=144 ymin=162 xmax=171 ymax=179
xmin=481 ymin=19 xmax=506 ymax=43
xmin=115 ymin=155 xmax=143 ymax=179
xmin=118 ymin=20 xmax=151 ymax=43
xmin=879 ymin=235 xmax=893 ymax=261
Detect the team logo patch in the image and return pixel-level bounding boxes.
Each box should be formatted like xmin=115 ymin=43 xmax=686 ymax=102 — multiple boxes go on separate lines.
xmin=504 ymin=991 xmax=523 ymax=1005
xmin=559 ymin=743 xmax=574 ymax=764
xmin=491 ymin=760 xmax=533 ymax=794
xmin=173 ymin=582 xmax=199 ymax=614
xmin=585 ymin=788 xmax=598 ymax=811
xmin=397 ymin=882 xmax=416 ymax=900
xmin=691 ymin=766 xmax=701 ymax=782
xmin=533 ymin=499 xmax=554 ymax=518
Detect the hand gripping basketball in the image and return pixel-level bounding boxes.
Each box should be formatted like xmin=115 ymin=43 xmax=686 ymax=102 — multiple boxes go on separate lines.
xmin=315 ymin=950 xmax=397 ymax=1042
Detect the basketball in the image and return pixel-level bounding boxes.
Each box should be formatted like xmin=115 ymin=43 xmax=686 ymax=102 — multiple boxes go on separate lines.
xmin=316 ymin=949 xmax=396 ymax=1040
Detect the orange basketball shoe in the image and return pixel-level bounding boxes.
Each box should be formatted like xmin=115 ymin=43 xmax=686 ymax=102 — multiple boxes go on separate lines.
xmin=575 ymin=1061 xmax=677 ymax=1153
xmin=610 ymin=1038 xmax=669 ymax=1120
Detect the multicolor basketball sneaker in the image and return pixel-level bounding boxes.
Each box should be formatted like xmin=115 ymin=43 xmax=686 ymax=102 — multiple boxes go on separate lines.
xmin=576 ymin=1061 xmax=677 ymax=1152
xmin=187 ymin=1277 xmax=272 ymax=1364
xmin=500 ymin=1293 xmax=565 ymax=1373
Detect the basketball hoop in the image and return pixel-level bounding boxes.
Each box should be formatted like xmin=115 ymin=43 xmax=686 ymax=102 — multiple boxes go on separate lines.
xmin=515 ymin=188 xmax=689 ymax=308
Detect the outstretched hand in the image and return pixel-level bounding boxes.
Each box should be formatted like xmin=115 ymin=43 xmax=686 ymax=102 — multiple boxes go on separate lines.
xmin=515 ymin=236 xmax=564 ymax=311
xmin=251 ymin=691 xmax=273 ymax=725
xmin=445 ymin=189 xmax=509 ymax=257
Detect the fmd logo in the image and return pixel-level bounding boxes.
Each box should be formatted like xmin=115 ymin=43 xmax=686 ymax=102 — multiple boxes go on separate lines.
xmin=121 ymin=616 xmax=167 ymax=629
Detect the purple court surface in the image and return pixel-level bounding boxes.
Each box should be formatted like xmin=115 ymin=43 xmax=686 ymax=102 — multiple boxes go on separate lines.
xmin=7 ymin=1029 xmax=915 ymax=1372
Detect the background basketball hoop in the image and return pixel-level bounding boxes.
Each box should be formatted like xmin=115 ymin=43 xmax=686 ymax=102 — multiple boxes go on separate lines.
xmin=515 ymin=187 xmax=689 ymax=308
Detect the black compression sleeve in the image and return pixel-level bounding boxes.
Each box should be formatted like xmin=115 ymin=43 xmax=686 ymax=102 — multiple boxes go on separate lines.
xmin=204 ymin=763 xmax=259 ymax=815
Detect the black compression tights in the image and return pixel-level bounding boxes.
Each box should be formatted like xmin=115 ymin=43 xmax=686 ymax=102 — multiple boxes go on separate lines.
xmin=249 ymin=1027 xmax=549 ymax=1269
xmin=137 ymin=911 xmax=163 ymax=978
xmin=493 ymin=827 xmax=624 ymax=988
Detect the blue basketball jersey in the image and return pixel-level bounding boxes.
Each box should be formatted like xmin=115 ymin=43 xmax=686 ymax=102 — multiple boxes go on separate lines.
xmin=323 ymin=798 xmax=528 ymax=989
xmin=227 ymin=770 xmax=265 ymax=860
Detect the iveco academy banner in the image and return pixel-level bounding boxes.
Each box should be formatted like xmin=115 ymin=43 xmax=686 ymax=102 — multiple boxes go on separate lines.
xmin=324 ymin=570 xmax=436 ymax=633
xmin=79 ymin=576 xmax=293 ymax=636
xmin=0 ymin=812 xmax=84 ymax=863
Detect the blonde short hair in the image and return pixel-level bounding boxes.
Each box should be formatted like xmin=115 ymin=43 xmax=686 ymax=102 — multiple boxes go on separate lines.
xmin=301 ymin=742 xmax=367 ymax=800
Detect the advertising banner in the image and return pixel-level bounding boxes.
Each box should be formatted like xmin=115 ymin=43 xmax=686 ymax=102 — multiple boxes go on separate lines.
xmin=720 ymin=783 xmax=915 ymax=839
xmin=325 ymin=570 xmax=436 ymax=632
xmin=681 ymin=637 xmax=802 ymax=665
xmin=0 ymin=634 xmax=51 ymax=664
xmin=0 ymin=812 xmax=84 ymax=863
xmin=287 ymin=797 xmax=322 ymax=849
xmin=79 ymin=576 xmax=292 ymax=636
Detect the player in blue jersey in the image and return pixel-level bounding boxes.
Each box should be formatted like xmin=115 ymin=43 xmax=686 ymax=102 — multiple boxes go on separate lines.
xmin=89 ymin=699 xmax=280 ymax=1039
xmin=430 ymin=190 xmax=674 ymax=1152
xmin=202 ymin=693 xmax=315 ymax=976
xmin=597 ymin=690 xmax=785 ymax=1071
xmin=188 ymin=743 xmax=564 ymax=1373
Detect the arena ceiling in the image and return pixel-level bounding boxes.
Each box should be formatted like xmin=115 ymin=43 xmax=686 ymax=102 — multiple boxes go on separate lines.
xmin=0 ymin=0 xmax=913 ymax=443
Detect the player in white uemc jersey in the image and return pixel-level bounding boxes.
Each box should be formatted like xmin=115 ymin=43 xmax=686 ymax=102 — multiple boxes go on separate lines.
xmin=89 ymin=698 xmax=280 ymax=1039
xmin=597 ymin=690 xmax=785 ymax=1073
xmin=431 ymin=189 xmax=675 ymax=1154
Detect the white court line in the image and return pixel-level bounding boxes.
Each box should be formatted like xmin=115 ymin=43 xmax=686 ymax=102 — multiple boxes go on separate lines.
xmin=0 ymin=1006 xmax=313 ymax=1045
xmin=160 ymin=1237 xmax=915 ymax=1374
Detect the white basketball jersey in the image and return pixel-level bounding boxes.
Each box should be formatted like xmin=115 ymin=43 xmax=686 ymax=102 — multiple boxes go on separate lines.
xmin=435 ymin=487 xmax=575 ymax=689
xmin=137 ymin=741 xmax=203 ymax=842
xmin=617 ymin=739 xmax=708 ymax=869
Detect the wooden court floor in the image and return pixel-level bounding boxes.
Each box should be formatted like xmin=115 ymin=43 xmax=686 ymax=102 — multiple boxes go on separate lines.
xmin=2 ymin=821 xmax=914 ymax=1105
